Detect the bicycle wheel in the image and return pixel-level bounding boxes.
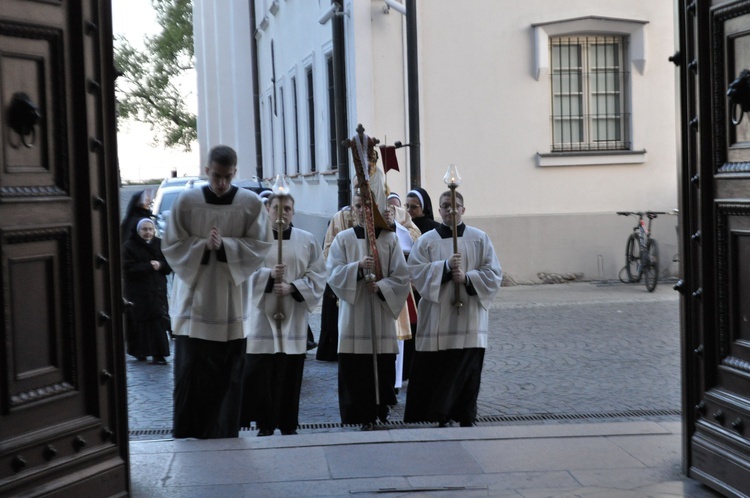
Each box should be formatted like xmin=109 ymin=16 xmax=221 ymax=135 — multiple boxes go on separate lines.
xmin=644 ymin=238 xmax=659 ymax=292
xmin=625 ymin=233 xmax=642 ymax=283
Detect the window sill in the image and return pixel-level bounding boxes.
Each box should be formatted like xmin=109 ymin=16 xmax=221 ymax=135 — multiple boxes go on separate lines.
xmin=320 ymin=169 xmax=339 ymax=185
xmin=300 ymin=172 xmax=320 ymax=185
xmin=536 ymin=149 xmax=646 ymax=167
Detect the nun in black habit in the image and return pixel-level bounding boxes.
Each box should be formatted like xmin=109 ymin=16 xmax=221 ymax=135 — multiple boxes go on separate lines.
xmin=122 ymin=218 xmax=172 ymax=364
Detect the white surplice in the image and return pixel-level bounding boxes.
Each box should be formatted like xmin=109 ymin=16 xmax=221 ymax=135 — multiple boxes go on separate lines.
xmin=407 ymin=224 xmax=502 ymax=351
xmin=326 ymin=227 xmax=410 ymax=354
xmin=247 ymin=227 xmax=326 ymax=354
xmin=163 ymin=187 xmax=273 ymax=342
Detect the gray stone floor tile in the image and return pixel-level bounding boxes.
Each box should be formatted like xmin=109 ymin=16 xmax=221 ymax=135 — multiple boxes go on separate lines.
xmin=325 ymin=441 xmax=484 ymax=479
xmin=409 ymin=470 xmax=580 ymax=492
xmin=635 ymin=480 xmax=724 ymax=497
xmin=517 ymin=487 xmax=646 ymax=498
xmin=133 ymin=483 xmax=248 ymax=498
xmin=167 ymin=446 xmax=329 ymax=485
xmin=571 ymin=465 xmax=685 ymax=490
xmin=135 ymin=477 xmax=438 ymax=498
xmin=129 ymin=453 xmax=174 ymax=497
xmin=607 ymin=434 xmax=681 ymax=467
xmin=464 ymin=438 xmax=644 ymax=473
xmin=655 ymin=420 xmax=682 ymax=434
xmin=514 ymin=488 xmax=585 ymax=498
xmin=130 ymin=439 xmax=182 ymax=455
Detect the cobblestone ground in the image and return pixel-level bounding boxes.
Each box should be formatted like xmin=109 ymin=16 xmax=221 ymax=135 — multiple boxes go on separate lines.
xmin=126 ymin=282 xmax=680 ymax=438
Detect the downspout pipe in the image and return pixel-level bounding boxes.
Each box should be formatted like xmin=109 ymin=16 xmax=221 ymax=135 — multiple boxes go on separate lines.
xmin=384 ymin=0 xmax=406 ymax=15
xmin=249 ymin=0 xmax=263 ymax=179
xmin=405 ymin=0 xmax=421 ymax=188
xmin=332 ymin=1 xmax=350 ymax=209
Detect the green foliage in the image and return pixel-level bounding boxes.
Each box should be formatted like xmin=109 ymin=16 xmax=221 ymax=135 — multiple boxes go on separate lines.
xmin=114 ymin=0 xmax=196 ymax=151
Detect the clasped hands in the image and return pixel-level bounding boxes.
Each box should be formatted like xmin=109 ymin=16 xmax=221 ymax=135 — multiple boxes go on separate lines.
xmin=449 ymin=253 xmax=466 ymax=284
xmin=207 ymin=226 xmax=222 ymax=251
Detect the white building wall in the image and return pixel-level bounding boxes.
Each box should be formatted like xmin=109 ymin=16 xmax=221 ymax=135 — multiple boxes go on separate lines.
xmin=369 ymin=2 xmax=410 ymax=197
xmin=194 ymin=0 xmax=678 ymax=283
xmin=194 ymin=0 xmax=257 ymax=178
xmin=251 ymin=1 xmax=343 ymax=229
xmin=408 ymin=0 xmax=678 ymax=282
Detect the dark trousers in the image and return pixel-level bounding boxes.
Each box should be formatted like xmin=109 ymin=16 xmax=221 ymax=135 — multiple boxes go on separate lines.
xmin=240 ymin=353 xmax=305 ymax=433
xmin=173 ymin=336 xmax=246 ymax=439
xmin=404 ymin=348 xmax=485 ymax=424
xmin=338 ymin=353 xmax=397 ymax=425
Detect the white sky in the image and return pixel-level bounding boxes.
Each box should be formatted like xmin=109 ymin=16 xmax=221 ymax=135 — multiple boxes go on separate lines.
xmin=112 ymin=0 xmax=201 ymax=182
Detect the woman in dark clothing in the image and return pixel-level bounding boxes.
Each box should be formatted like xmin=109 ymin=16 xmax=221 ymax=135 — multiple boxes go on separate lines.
xmin=121 ymin=189 xmax=157 ymax=355
xmin=402 ymin=188 xmax=440 ymax=380
xmin=405 ymin=188 xmax=440 ymax=234
xmin=121 ymin=189 xmax=154 ymax=242
xmin=122 ymin=218 xmax=172 ymax=364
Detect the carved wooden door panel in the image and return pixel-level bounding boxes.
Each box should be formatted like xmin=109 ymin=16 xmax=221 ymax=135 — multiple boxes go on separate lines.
xmin=0 ymin=0 xmax=129 ymax=496
xmin=679 ymin=0 xmax=750 ymax=495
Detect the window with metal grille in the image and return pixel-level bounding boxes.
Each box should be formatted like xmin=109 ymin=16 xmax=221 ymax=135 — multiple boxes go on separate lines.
xmin=326 ymin=54 xmax=336 ymax=170
xmin=279 ymin=88 xmax=287 ymax=175
xmin=306 ymin=66 xmax=316 ymax=173
xmin=550 ymin=35 xmax=630 ymax=152
xmin=291 ymin=76 xmax=299 ymax=175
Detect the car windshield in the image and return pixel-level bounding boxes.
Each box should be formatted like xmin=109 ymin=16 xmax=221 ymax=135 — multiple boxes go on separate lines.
xmin=158 ymin=192 xmax=180 ymax=214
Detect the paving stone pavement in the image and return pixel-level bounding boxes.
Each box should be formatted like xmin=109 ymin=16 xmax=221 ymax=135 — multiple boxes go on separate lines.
xmin=126 ymin=280 xmax=681 ymax=439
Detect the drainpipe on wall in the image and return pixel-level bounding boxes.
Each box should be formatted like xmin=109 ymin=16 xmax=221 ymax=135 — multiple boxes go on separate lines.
xmin=249 ymin=0 xmax=263 ymax=179
xmin=405 ymin=0 xmax=421 ymax=188
xmin=384 ymin=0 xmax=406 ymax=15
xmin=332 ymin=1 xmax=350 ymax=209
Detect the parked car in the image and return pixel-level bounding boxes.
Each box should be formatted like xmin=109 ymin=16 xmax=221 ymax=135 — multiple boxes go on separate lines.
xmin=153 ymin=177 xmax=270 ymax=236
xmin=234 ymin=177 xmax=272 ymax=196
xmin=158 ymin=175 xmax=202 ymax=189
xmin=153 ymin=179 xmax=207 ymax=236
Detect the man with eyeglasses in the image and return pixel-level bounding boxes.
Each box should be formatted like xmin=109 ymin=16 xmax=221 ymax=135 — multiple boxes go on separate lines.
xmin=404 ymin=190 xmax=502 ymax=427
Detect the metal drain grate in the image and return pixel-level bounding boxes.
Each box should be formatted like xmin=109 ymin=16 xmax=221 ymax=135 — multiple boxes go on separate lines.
xmin=129 ymin=409 xmax=681 ymax=438
xmin=475 ymin=408 xmax=681 ymax=424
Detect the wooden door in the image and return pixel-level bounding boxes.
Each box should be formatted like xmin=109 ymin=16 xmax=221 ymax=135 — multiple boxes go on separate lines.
xmin=0 ymin=0 xmax=129 ymax=496
xmin=679 ymin=0 xmax=750 ymax=495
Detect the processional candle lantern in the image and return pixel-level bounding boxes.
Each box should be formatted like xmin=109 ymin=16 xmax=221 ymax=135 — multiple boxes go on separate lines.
xmin=271 ymin=174 xmax=291 ymax=341
xmin=443 ymin=164 xmax=463 ymax=312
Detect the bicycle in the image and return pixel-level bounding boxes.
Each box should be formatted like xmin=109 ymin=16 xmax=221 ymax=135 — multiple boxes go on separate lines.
xmin=616 ymin=211 xmax=667 ymax=292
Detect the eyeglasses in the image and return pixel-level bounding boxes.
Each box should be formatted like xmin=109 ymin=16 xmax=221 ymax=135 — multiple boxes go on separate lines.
xmin=404 ymin=203 xmax=421 ymax=210
xmin=440 ymin=203 xmax=463 ymax=210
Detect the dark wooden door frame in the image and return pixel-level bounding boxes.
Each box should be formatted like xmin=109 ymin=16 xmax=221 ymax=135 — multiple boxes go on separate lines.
xmin=0 ymin=1 xmax=129 ymax=495
xmin=679 ymin=1 xmax=750 ymax=496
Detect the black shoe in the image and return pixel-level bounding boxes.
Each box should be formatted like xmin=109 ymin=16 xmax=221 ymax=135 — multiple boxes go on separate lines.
xmin=459 ymin=420 xmax=476 ymax=427
xmin=306 ymin=341 xmax=318 ymax=351
xmin=377 ymin=406 xmax=390 ymax=424
xmin=136 ymin=356 xmax=147 ymax=362
xmin=152 ymin=357 xmax=167 ymax=365
xmin=361 ymin=422 xmax=374 ymax=431
xmin=281 ymin=429 xmax=298 ymax=435
xmin=257 ymin=428 xmax=274 ymax=437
